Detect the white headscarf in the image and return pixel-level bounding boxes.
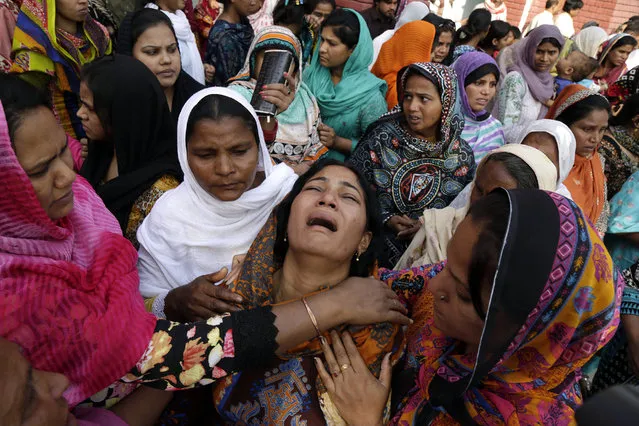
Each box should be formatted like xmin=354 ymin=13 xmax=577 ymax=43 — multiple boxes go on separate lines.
xmin=146 ymin=3 xmax=206 ymax=84
xmin=137 ymin=88 xmax=297 ymax=298
xmin=370 ymin=2 xmax=430 ymax=69
xmin=573 ymin=27 xmax=608 ymax=58
xmin=517 ymin=119 xmax=576 ymax=199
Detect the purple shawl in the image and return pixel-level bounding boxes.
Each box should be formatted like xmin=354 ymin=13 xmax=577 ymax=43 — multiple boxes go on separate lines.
xmin=452 ymin=51 xmax=500 ymax=120
xmin=507 ymin=24 xmax=565 ymax=104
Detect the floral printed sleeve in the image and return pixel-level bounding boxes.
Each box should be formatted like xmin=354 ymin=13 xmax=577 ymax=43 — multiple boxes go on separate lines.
xmin=125 ymin=306 xmax=277 ymax=390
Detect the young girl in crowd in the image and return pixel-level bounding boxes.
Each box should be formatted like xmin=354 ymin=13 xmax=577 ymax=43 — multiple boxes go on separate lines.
xmin=118 ymin=8 xmax=204 ymax=125
xmin=144 ymin=0 xmax=206 ymax=84
xmin=547 ymin=84 xmax=611 ymax=235
xmin=0 ymin=72 xmax=411 ymax=420
xmin=77 ymin=55 xmax=182 ymax=247
xmin=371 ymin=20 xmax=436 ymax=109
xmin=228 ymin=26 xmax=325 ymax=173
xmin=320 ymin=188 xmax=621 ymax=425
xmin=349 ymin=62 xmax=475 ymax=266
xmin=205 ymin=0 xmax=260 ymax=86
xmin=426 ymin=14 xmax=455 ymax=65
xmin=452 ymin=51 xmax=505 ymax=163
xmin=495 ymin=24 xmax=564 ymax=144
xmin=11 ymin=0 xmax=111 ymax=139
xmin=477 ymin=20 xmax=514 ymax=58
xmin=137 ymin=88 xmax=297 ymax=320
xmin=303 ymin=9 xmax=388 ymax=161
xmin=451 ymin=8 xmax=490 ymax=62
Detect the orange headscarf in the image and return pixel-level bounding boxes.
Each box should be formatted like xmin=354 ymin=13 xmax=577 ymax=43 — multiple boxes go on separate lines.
xmin=546 ymin=84 xmax=607 ymax=224
xmin=371 ymin=21 xmax=436 ymax=110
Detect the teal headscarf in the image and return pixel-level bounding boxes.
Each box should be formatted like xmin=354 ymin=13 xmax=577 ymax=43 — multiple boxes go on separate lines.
xmin=303 ymin=9 xmax=387 ymax=119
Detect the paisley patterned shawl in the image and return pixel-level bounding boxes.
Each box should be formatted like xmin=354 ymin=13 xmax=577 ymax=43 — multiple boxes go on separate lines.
xmin=212 ymin=214 xmax=404 ymax=424
xmin=386 ymin=190 xmax=622 ymax=425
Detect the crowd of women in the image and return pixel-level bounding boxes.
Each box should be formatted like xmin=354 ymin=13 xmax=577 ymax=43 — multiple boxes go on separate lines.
xmin=1 ymin=0 xmax=639 ymax=424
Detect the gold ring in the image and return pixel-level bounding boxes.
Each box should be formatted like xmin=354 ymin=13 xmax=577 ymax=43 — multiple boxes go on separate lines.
xmin=341 ymin=364 xmax=349 ymax=371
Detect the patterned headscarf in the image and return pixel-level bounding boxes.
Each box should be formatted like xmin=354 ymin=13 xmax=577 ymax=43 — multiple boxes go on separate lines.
xmin=394 ymin=62 xmax=465 ymax=150
xmin=387 ymin=189 xmax=622 ymax=425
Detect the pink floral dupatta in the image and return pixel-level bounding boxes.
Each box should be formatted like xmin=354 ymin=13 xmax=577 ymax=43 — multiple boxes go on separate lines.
xmin=0 ymin=101 xmax=156 ymax=406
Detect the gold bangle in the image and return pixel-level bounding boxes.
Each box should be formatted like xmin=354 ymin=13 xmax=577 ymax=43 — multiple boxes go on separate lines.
xmin=302 ymin=296 xmax=321 ymax=338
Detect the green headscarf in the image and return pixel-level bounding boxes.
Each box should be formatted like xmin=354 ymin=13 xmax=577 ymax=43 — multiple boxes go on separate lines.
xmin=303 ymin=9 xmax=387 ymax=119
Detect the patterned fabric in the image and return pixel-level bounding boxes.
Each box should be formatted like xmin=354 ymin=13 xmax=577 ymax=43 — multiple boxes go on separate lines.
xmin=11 ymin=0 xmax=111 ymax=139
xmin=205 ymin=17 xmax=253 ymax=86
xmin=389 ymin=191 xmax=622 ymax=425
xmin=349 ymin=62 xmax=475 ymax=266
xmin=592 ymin=261 xmax=639 ymax=392
xmin=606 ymin=66 xmax=639 ymax=113
xmin=460 ymin=115 xmax=505 ymax=164
xmin=228 ymin=26 xmax=326 ymax=165
xmin=0 ymin=0 xmax=20 ymax=72
xmin=496 ymin=71 xmax=543 ymax=144
xmin=193 ymin=0 xmax=221 ymax=58
xmin=212 ymin=215 xmax=404 ymax=425
xmin=606 ymin=171 xmax=639 ymax=271
xmin=124 ymin=174 xmax=179 ymax=249
xmin=303 ymin=9 xmax=388 ymax=161
xmin=0 ymin=101 xmax=156 ymax=407
xmin=451 ymin=44 xmax=476 ymax=62
xmin=598 ymin=128 xmax=639 ymax=199
xmin=84 ymin=309 xmax=276 ymax=409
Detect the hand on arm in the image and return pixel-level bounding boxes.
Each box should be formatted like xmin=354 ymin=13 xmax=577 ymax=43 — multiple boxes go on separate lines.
xmin=272 ymin=276 xmax=410 ymax=353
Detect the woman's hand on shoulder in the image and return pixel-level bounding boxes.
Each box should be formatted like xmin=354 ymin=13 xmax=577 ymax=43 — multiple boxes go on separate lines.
xmin=164 ymin=268 xmax=244 ymax=322
xmin=333 ymin=277 xmax=410 ymax=326
xmin=315 ymin=331 xmax=389 ymax=426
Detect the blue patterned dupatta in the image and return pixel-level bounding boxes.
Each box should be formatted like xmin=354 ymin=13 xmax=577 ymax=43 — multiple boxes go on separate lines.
xmin=348 ymin=62 xmax=475 ymax=265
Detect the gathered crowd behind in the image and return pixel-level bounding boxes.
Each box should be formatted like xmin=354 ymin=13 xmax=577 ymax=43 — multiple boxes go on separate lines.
xmin=1 ymin=0 xmax=639 ymax=424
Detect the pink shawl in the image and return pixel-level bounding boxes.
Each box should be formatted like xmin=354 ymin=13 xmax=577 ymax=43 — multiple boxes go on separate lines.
xmin=0 ymin=102 xmax=156 ymax=406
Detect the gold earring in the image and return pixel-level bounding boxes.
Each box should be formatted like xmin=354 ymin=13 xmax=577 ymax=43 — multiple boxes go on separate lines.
xmin=355 ymin=252 xmax=360 ymax=262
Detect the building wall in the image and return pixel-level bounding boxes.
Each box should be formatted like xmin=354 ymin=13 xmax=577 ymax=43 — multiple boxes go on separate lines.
xmin=336 ymin=0 xmax=639 ymax=33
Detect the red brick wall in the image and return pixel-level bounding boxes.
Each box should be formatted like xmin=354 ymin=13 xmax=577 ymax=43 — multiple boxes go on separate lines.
xmin=337 ymin=0 xmax=639 ymax=33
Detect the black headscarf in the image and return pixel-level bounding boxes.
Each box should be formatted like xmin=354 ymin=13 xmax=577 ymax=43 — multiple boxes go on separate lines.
xmin=117 ymin=9 xmax=204 ymax=125
xmin=80 ymin=54 xmax=182 ymax=230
